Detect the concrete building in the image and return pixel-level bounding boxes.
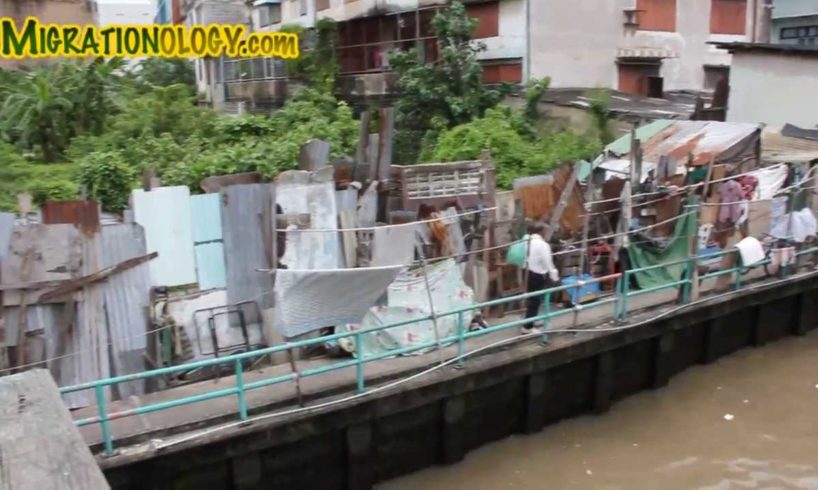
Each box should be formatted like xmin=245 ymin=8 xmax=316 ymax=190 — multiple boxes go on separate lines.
xmin=529 ymin=0 xmax=773 ymax=96
xmin=182 ymin=0 xmax=251 ymax=104
xmin=192 ymin=0 xmax=777 ymax=111
xmin=155 ymin=0 xmax=184 ymax=23
xmin=715 ymin=42 xmax=818 ymax=128
xmin=93 ymin=0 xmax=156 ymax=26
xmin=0 ymin=0 xmax=96 ymax=69
xmin=247 ymin=0 xmax=526 ymax=102
xmin=771 ymin=0 xmax=818 ymax=44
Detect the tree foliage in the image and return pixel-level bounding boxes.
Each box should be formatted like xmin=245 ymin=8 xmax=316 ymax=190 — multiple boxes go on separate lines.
xmin=280 ymin=19 xmax=339 ymax=92
xmin=133 ymin=57 xmax=196 ymax=91
xmin=389 ymin=1 xmax=508 ymax=163
xmin=0 ymin=55 xmax=357 ymax=211
xmin=587 ymin=88 xmax=614 ymax=145
xmin=433 ymin=107 xmax=601 ymax=188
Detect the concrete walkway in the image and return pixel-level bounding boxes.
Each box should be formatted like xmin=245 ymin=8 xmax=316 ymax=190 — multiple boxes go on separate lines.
xmin=72 ymin=271 xmax=766 ymax=451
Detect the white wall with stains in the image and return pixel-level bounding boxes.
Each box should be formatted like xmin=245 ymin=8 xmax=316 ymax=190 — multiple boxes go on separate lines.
xmin=528 ymin=0 xmax=755 ymax=91
xmin=727 ymin=50 xmax=818 ymax=128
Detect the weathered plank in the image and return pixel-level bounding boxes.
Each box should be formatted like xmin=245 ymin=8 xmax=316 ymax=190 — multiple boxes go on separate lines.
xmin=0 ymin=369 xmax=109 ymax=490
xmin=36 ymin=252 xmax=157 ymax=304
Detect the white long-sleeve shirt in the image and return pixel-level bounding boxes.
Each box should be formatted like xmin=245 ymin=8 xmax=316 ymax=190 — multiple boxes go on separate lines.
xmin=524 ymin=234 xmax=559 ymax=282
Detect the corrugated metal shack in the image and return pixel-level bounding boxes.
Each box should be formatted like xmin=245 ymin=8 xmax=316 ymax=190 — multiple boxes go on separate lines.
xmin=0 ymin=202 xmax=154 ymax=408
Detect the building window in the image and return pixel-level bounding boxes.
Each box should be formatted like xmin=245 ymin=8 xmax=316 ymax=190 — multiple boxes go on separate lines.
xmin=780 ymin=25 xmax=818 ymax=45
xmin=299 ymin=0 xmax=307 ymax=16
xmin=467 ymin=1 xmax=500 ymax=39
xmin=710 ymin=0 xmax=746 ymax=35
xmin=703 ymin=65 xmax=729 ymax=91
xmin=316 ymin=0 xmax=329 ymax=10
xmin=258 ymin=3 xmax=282 ymax=26
xmin=481 ymin=61 xmax=522 ymax=84
xmin=636 ymin=0 xmax=676 ymax=32
xmin=337 ymin=8 xmax=440 ymax=75
xmin=617 ymin=61 xmax=661 ymax=96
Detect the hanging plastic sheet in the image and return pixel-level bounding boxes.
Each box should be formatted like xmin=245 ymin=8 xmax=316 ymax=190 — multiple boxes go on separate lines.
xmin=770 ymin=208 xmax=818 ymax=243
xmin=338 ymin=259 xmax=474 ymax=359
xmin=750 ymin=165 xmax=788 ymax=200
xmin=627 ymin=211 xmax=694 ymax=290
xmin=371 ymin=224 xmax=417 ymax=267
xmin=273 ymin=265 xmax=403 ymax=338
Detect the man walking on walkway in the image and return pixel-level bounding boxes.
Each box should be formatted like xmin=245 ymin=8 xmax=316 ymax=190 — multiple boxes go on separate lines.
xmin=523 ymin=222 xmax=559 ymax=335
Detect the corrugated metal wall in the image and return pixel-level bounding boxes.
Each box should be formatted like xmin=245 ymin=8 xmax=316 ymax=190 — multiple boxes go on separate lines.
xmin=100 ymin=224 xmax=151 ymax=399
xmin=132 ymin=186 xmax=198 ymax=287
xmin=190 ymin=194 xmax=227 ymax=290
xmin=278 ymin=178 xmax=342 ymax=270
xmin=222 ymin=184 xmax=275 ymax=308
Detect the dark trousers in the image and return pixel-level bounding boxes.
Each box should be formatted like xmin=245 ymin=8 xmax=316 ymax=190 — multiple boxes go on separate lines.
xmin=524 ymin=270 xmax=547 ymax=330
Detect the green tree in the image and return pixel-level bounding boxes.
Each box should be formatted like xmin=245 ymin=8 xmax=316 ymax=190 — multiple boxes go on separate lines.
xmin=134 ymin=58 xmax=196 ymax=90
xmin=77 ymin=151 xmax=137 ymax=213
xmin=524 ymin=77 xmax=550 ymax=123
xmin=0 ymin=67 xmax=74 ymax=161
xmin=389 ymin=1 xmax=507 ymax=163
xmin=281 ymin=19 xmax=339 ymax=93
xmin=587 ymin=89 xmax=614 ymax=145
xmin=433 ymin=107 xmax=601 ymax=188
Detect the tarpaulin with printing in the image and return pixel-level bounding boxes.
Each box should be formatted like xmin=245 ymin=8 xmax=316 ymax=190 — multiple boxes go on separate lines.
xmin=627 ymin=210 xmax=694 ymax=290
xmin=337 ymin=258 xmax=474 ymax=359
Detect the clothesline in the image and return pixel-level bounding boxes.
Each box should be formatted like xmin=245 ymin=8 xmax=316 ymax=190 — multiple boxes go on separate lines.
xmin=276 ymin=206 xmax=497 ymax=233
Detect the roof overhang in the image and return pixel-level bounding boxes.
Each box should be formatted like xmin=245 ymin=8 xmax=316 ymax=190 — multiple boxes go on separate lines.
xmin=709 ymin=42 xmax=818 ymax=57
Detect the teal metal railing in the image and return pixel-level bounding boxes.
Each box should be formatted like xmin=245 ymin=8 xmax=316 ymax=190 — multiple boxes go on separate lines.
xmin=60 ymin=240 xmax=818 ymax=456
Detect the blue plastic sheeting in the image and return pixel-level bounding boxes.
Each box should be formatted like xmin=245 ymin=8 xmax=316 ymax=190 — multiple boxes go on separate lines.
xmin=132 ymin=186 xmax=198 ymax=287
xmin=561 ymin=273 xmax=601 ymax=304
xmin=190 ymin=194 xmax=226 ymax=290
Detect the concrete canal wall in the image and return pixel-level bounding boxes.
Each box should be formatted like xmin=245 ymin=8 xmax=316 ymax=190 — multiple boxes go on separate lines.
xmin=101 ymin=273 xmax=818 ymax=490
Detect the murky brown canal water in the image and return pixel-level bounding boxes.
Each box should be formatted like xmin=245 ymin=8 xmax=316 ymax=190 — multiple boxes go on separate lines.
xmin=382 ymin=333 xmax=818 ymax=489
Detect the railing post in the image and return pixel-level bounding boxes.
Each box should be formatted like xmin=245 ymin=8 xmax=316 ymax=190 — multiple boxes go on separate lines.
xmin=354 ymin=332 xmax=365 ymax=393
xmin=235 ymin=359 xmax=248 ymax=422
xmin=682 ymin=256 xmax=693 ymax=304
xmin=735 ymin=252 xmax=743 ymax=291
xmin=620 ymin=271 xmax=630 ymax=321
xmin=94 ymin=385 xmax=115 ymax=456
xmin=541 ymin=291 xmax=551 ymax=343
xmin=456 ymin=312 xmax=465 ymax=367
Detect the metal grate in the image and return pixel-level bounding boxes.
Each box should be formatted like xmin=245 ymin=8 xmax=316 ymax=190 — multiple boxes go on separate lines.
xmin=404 ymin=169 xmax=484 ymax=200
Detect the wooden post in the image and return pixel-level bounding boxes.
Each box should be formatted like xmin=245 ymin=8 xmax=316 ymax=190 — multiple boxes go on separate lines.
xmin=14 ymin=249 xmax=33 ymax=369
xmin=578 ymin=165 xmax=597 ymax=276
xmin=354 ymin=110 xmax=371 ymax=182
xmin=688 ymin=157 xmax=715 ymax=301
xmin=629 ymin=126 xmax=637 ymax=187
xmin=377 ymin=107 xmax=395 ymax=181
xmin=415 ymin=239 xmax=444 ymax=366
xmin=686 ymin=189 xmax=701 ymax=302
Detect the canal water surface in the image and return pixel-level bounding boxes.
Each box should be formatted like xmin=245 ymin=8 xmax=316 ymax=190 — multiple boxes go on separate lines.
xmin=381 ymin=332 xmax=818 ymax=489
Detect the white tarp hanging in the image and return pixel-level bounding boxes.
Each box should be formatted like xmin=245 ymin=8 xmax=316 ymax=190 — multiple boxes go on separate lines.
xmin=771 ymin=208 xmax=818 ymax=243
xmin=748 ymin=164 xmax=788 ymax=200
xmin=273 ymin=265 xmax=403 ymax=338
